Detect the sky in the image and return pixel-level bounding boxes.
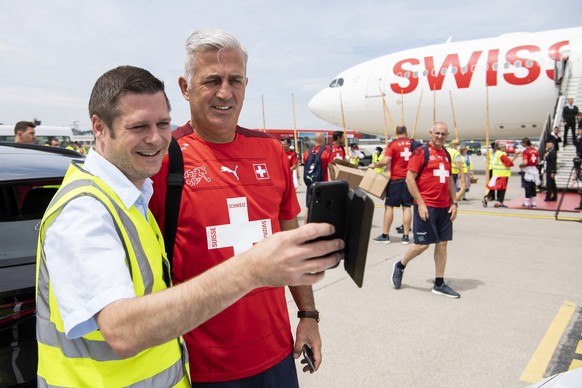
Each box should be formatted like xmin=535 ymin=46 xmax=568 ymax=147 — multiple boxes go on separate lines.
xmin=0 ymin=0 xmax=579 ymax=132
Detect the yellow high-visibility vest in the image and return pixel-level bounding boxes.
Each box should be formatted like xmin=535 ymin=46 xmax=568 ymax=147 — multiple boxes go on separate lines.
xmin=36 ymin=162 xmax=190 ymax=388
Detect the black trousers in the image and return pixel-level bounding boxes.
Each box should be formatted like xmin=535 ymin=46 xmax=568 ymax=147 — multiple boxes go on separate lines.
xmin=545 ymin=173 xmax=557 ymax=200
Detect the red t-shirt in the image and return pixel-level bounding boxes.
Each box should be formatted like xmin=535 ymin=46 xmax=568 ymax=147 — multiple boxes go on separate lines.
xmin=303 ymin=145 xmax=332 ymax=181
xmin=407 ymin=144 xmax=452 ymax=208
xmin=386 ymin=138 xmax=412 ymax=180
xmin=150 ymin=123 xmax=301 ymax=382
xmin=522 ymin=147 xmax=539 ymax=167
xmin=285 ymin=149 xmax=298 ymax=169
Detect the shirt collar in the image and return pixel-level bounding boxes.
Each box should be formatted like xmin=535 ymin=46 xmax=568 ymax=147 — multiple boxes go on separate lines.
xmin=83 ymin=148 xmax=153 ymax=210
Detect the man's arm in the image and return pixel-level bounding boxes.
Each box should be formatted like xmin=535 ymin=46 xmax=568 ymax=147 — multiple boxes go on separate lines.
xmin=406 ymin=169 xmax=429 ymax=220
xmin=96 ymin=222 xmax=342 ymax=358
xmin=280 ymin=218 xmax=322 ymax=372
xmin=447 ymin=176 xmax=458 ymax=221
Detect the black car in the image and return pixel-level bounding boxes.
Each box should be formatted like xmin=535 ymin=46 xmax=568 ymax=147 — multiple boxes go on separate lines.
xmin=461 ymin=140 xmax=482 ymax=155
xmin=0 ymin=143 xmax=84 ymax=387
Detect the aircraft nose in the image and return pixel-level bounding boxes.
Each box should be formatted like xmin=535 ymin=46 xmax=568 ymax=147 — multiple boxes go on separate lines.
xmin=308 ymin=88 xmax=341 ymax=126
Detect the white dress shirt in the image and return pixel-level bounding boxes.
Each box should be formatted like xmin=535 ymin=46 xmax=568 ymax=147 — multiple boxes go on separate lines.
xmin=44 ymin=149 xmax=154 ymax=338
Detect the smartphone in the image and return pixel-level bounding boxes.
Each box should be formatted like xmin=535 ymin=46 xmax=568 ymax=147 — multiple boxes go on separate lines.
xmin=302 ymin=344 xmax=315 ymax=372
xmin=307 ymin=180 xmax=349 ymax=242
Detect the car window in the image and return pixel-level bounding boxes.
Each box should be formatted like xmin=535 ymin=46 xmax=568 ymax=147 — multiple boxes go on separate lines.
xmin=0 ymin=181 xmax=60 ymax=272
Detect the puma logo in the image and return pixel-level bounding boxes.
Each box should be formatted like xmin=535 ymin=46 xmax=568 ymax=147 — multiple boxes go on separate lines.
xmin=220 ymin=165 xmax=239 ymax=180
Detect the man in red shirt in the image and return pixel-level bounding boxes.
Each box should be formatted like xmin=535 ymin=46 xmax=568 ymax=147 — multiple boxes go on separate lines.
xmin=150 ymin=30 xmax=329 ymax=387
xmin=325 ymin=131 xmax=347 ymax=163
xmin=281 ymin=137 xmax=299 ymax=188
xmin=519 ymin=137 xmax=540 ymax=208
xmin=391 ymin=122 xmax=460 ymax=298
xmin=369 ymin=125 xmax=412 ymax=244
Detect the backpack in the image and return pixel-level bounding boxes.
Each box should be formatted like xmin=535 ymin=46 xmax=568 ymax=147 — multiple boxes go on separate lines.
xmin=303 ymin=146 xmax=327 ymax=187
xmin=409 ymin=140 xmax=451 ymax=178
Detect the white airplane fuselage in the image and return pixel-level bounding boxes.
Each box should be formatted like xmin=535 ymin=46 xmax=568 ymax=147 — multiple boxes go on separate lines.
xmin=309 ymin=27 xmax=582 ymax=140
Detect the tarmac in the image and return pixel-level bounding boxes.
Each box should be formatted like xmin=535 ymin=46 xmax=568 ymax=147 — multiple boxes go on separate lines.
xmin=285 ymin=156 xmax=582 ymax=388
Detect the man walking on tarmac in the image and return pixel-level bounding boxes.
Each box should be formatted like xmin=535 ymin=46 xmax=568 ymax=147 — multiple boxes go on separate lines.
xmin=391 ymin=122 xmax=460 ymax=298
xmin=370 ymin=125 xmax=413 ymax=245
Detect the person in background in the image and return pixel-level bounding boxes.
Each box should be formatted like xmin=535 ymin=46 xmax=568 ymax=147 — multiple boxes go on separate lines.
xmin=562 ymin=98 xmax=578 ymax=147
xmin=519 ymin=137 xmax=540 ymax=208
xmin=370 ymin=125 xmax=413 ymax=245
xmin=483 ymin=143 xmax=518 ymax=208
xmin=14 ymin=121 xmax=36 ymax=144
xmin=459 ymin=145 xmax=473 ymax=200
xmin=49 ymin=137 xmax=60 ymax=147
xmin=391 ymin=122 xmax=460 ymax=298
xmin=544 ymin=141 xmax=558 ymax=202
xmin=371 ymin=146 xmax=385 ymax=173
xmin=281 ymin=137 xmax=299 ymax=188
xmin=150 ymin=29 xmax=333 ymax=386
xmin=547 ymin=126 xmax=561 ymax=152
xmin=348 ymin=143 xmax=364 ymax=166
xmin=36 ymin=65 xmax=343 ymax=387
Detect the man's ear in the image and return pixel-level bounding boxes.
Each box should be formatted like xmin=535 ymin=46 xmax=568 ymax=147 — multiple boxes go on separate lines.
xmin=178 ymin=77 xmax=189 ymax=100
xmin=92 ymin=115 xmax=106 ymax=139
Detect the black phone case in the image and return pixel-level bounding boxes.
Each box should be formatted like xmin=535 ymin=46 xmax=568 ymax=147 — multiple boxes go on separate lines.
xmin=344 ymin=187 xmax=374 ymax=288
xmin=306 ymin=181 xmax=349 ymax=241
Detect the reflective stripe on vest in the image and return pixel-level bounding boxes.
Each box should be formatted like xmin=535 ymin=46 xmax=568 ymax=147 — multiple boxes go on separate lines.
xmin=492 ymin=151 xmax=511 ymax=177
xmin=36 ymin=162 xmax=189 ymax=387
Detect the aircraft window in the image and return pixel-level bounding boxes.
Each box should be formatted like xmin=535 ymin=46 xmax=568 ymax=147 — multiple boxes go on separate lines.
xmin=328 ymin=78 xmax=344 ymax=88
xmin=492 ymin=63 xmax=498 ymax=70
xmin=515 ymin=60 xmax=522 ymax=68
xmin=461 ymin=66 xmax=467 ymax=74
xmin=423 ymin=70 xmax=428 ymax=76
xmin=526 ymin=59 xmax=533 ymax=68
xmin=440 ymin=68 xmax=447 ymax=75
xmin=451 ymin=67 xmax=458 ymax=74
xmin=404 ymin=71 xmax=410 ymax=78
xmin=504 ymin=62 xmax=510 ymax=69
xmin=413 ymin=71 xmax=419 ymax=78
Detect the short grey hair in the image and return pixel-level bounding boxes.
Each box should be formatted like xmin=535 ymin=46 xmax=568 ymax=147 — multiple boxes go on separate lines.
xmin=184 ymin=29 xmax=248 ymax=87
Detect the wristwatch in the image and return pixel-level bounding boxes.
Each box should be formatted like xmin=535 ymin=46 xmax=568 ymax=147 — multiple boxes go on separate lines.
xmin=451 ymin=202 xmax=459 ymax=207
xmin=297 ymin=310 xmax=320 ymax=323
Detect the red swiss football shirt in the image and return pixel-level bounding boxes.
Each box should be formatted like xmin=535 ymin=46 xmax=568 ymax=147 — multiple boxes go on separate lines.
xmin=150 ymin=123 xmax=301 ymax=382
xmin=386 ymin=137 xmax=412 ymax=180
xmin=522 ymin=147 xmax=539 ymax=167
xmin=407 ymin=144 xmax=452 ymax=208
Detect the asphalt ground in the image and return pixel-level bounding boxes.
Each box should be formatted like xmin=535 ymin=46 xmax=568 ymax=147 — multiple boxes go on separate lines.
xmin=286 ymin=156 xmax=582 ymax=388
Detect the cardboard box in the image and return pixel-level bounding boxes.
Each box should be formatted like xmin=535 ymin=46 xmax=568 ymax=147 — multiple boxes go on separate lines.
xmin=359 ymin=169 xmax=389 ymax=199
xmin=328 ymin=159 xmax=359 ymax=181
xmin=332 ymin=164 xmax=366 ymax=188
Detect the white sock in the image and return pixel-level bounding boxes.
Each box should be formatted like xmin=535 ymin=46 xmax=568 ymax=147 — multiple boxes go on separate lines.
xmin=524 ymin=198 xmax=530 ymax=206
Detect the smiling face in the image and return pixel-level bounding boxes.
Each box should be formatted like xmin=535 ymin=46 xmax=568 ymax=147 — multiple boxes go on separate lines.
xmin=428 ymin=122 xmax=449 ymax=149
xmin=179 ymin=48 xmax=247 ymax=143
xmin=93 ymin=91 xmax=171 ymax=188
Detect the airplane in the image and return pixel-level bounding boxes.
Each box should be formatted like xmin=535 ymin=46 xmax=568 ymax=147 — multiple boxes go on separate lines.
xmin=308 ymin=27 xmax=582 ymax=141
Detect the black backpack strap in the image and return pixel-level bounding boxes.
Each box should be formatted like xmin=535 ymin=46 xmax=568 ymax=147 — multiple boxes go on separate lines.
xmin=416 ymin=144 xmax=430 ymax=178
xmin=164 ymin=136 xmax=184 ymax=268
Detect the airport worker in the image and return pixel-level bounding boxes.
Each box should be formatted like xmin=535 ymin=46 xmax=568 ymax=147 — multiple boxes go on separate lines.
xmin=447 ymin=139 xmax=465 ymax=192
xmin=459 ymin=145 xmax=473 ymax=199
xmin=519 ymin=137 xmax=540 ymax=208
xmin=371 ymin=146 xmax=385 ymax=173
xmin=483 ymin=142 xmax=517 ymax=208
xmin=390 ymin=122 xmax=461 ymax=298
xmin=562 ymin=98 xmax=578 ymax=147
xmin=36 ymin=65 xmax=343 ymax=387
xmin=544 ymin=141 xmax=558 ymax=202
xmin=281 ymin=137 xmax=299 ymax=188
xmin=14 ymin=121 xmax=36 ymax=144
xmin=149 ymin=30 xmax=331 ymax=387
xmin=370 ymin=125 xmax=412 ymax=245
xmin=348 ymin=143 xmax=364 ymax=165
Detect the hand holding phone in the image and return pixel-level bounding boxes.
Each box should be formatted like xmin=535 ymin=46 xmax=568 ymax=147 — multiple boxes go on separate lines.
xmin=302 ymin=344 xmax=315 ymax=373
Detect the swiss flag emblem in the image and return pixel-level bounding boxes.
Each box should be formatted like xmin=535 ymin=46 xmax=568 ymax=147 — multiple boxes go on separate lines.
xmin=253 ymin=163 xmax=270 ymax=180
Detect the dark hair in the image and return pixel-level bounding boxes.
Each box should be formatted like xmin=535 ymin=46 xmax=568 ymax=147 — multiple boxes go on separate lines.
xmin=88 ymin=65 xmax=170 ymax=131
xmin=280 ymin=137 xmax=291 ymax=145
xmin=376 ymin=146 xmax=383 ymax=153
xmin=521 ymin=137 xmax=532 ymax=147
xmin=332 ymin=131 xmax=344 ymax=141
xmin=14 ymin=121 xmax=36 ymax=135
xmin=395 ymin=125 xmax=407 ymax=135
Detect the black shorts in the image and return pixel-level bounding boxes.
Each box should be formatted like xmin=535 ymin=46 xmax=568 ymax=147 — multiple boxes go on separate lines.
xmin=384 ymin=179 xmax=412 ymax=207
xmin=412 ymin=205 xmax=453 ymax=245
